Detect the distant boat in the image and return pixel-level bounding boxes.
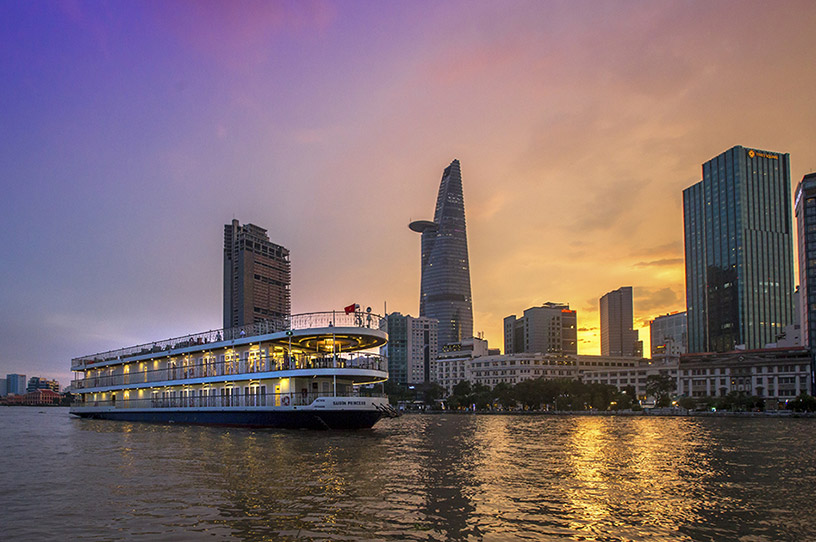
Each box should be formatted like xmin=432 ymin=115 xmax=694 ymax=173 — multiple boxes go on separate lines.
xmin=69 ymin=311 xmax=398 ymax=429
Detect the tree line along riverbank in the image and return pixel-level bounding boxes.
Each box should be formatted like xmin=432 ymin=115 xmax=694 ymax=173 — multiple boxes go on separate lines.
xmin=386 ymin=377 xmax=816 ymax=414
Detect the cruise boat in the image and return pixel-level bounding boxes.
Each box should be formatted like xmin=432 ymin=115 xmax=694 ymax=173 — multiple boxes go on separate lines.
xmin=69 ymin=311 xmax=399 ymax=429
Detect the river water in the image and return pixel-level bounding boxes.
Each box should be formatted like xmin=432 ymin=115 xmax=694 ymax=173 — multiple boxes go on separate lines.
xmin=2 ymin=408 xmax=815 ymax=541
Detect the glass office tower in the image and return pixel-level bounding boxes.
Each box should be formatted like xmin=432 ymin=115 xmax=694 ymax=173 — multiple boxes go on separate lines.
xmin=795 ymin=173 xmax=816 ymax=392
xmin=683 ymin=146 xmax=794 ymax=352
xmin=410 ymin=159 xmax=474 ymax=347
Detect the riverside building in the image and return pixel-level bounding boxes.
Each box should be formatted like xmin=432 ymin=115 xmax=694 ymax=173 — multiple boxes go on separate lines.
xmin=223 ymin=219 xmax=291 ymax=330
xmin=683 ymin=146 xmax=795 ymax=352
xmin=580 ymin=356 xmax=679 ymax=402
xmin=503 ymin=303 xmax=577 ymax=355
xmin=600 ymin=287 xmax=642 ymax=357
xmin=470 ymin=353 xmax=580 ymax=388
xmin=678 ymin=347 xmax=811 ymax=403
xmin=436 ymin=348 xmax=662 ymax=398
xmin=410 ymin=159 xmax=474 ymax=347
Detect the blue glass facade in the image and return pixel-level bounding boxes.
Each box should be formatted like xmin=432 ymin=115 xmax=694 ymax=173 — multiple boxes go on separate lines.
xmin=410 ymin=159 xmax=473 ymax=347
xmin=795 ymin=173 xmax=816 ymax=392
xmin=684 ymin=146 xmax=794 ymax=352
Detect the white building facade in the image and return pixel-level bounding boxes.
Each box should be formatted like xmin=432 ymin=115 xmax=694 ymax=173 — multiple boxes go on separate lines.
xmin=581 ymin=357 xmax=680 ymax=401
xmin=432 ymin=338 xmax=488 ymax=393
xmin=678 ymin=347 xmax=811 ymax=402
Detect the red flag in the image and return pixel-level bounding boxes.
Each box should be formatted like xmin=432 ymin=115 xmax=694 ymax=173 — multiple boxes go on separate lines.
xmin=344 ymin=303 xmax=358 ymax=314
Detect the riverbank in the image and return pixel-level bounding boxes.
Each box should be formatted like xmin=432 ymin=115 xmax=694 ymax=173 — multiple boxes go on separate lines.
xmin=404 ymin=408 xmax=816 ymax=418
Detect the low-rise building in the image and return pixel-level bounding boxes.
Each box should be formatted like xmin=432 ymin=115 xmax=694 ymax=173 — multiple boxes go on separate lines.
xmin=25 ymin=389 xmax=61 ymax=405
xmin=580 ymin=356 xmax=680 ymax=401
xmin=432 ymin=338 xmax=488 ymax=393
xmin=1 ymin=389 xmax=61 ymax=406
xmin=471 ymin=353 xmax=578 ymax=388
xmin=450 ymin=351 xmax=662 ymax=398
xmin=678 ymin=347 xmax=811 ymax=402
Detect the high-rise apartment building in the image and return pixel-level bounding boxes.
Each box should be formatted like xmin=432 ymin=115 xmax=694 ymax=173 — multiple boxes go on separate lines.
xmin=223 ymin=219 xmax=291 ymax=330
xmin=410 ymin=159 xmax=473 ymax=347
xmin=649 ymin=311 xmax=687 ymax=357
xmin=6 ymin=374 xmax=26 ymax=395
xmin=795 ymin=173 xmax=816 ymax=392
xmin=381 ymin=313 xmax=439 ymax=385
xmin=600 ymin=287 xmax=642 ymax=357
xmin=503 ymin=303 xmax=577 ymax=355
xmin=684 ymin=146 xmax=794 ymax=352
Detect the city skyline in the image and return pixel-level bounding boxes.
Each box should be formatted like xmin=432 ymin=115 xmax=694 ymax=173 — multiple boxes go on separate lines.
xmin=2 ymin=1 xmax=816 ymax=385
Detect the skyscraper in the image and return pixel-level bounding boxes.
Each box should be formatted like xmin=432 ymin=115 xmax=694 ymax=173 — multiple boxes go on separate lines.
xmin=684 ymin=146 xmax=794 ymax=352
xmin=600 ymin=287 xmax=642 ymax=357
xmin=410 ymin=159 xmax=473 ymax=347
xmin=504 ymin=303 xmax=578 ymax=355
xmin=795 ymin=173 xmax=816 ymax=392
xmin=223 ymin=219 xmax=291 ymax=330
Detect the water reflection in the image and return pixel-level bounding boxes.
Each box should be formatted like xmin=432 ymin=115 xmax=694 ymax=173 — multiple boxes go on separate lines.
xmin=3 ymin=409 xmax=816 ymax=541
xmin=416 ymin=415 xmax=480 ymax=540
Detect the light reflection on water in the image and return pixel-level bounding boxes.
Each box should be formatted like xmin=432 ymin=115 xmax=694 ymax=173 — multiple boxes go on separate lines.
xmin=2 ymin=408 xmax=815 ymax=541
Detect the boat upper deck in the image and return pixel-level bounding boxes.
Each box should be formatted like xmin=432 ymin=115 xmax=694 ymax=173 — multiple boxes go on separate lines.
xmin=71 ymin=311 xmax=386 ymax=371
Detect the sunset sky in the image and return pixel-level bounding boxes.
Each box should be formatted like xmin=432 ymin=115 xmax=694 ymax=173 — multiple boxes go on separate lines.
xmin=2 ymin=0 xmax=816 ymax=386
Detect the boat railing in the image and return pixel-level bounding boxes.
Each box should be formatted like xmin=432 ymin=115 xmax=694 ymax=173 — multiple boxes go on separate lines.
xmin=70 ymin=353 xmax=387 ymax=390
xmin=71 ymin=310 xmax=385 ymax=368
xmin=70 ymin=389 xmax=386 ymax=410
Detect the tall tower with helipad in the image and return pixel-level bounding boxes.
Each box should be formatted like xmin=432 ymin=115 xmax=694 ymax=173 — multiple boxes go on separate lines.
xmin=410 ymin=159 xmax=473 ymax=346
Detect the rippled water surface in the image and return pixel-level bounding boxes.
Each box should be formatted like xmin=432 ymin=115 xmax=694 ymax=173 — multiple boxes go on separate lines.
xmin=3 ymin=408 xmax=816 ymax=541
